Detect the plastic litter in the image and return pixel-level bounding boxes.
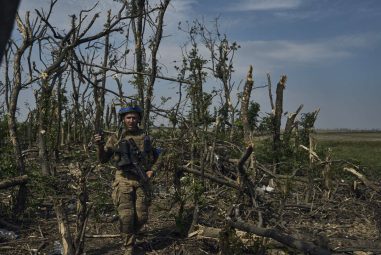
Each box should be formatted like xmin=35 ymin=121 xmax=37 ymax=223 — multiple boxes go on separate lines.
xmin=0 ymin=228 xmax=18 ymax=241
xmin=49 ymin=240 xmax=63 ymax=255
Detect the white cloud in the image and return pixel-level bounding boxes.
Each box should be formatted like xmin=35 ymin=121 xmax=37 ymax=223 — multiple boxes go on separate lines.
xmin=168 ymin=0 xmax=198 ymax=13
xmin=236 ymin=32 xmax=381 ymax=68
xmin=243 ymin=40 xmax=351 ymax=63
xmin=18 ymin=0 xmax=122 ymax=32
xmin=227 ymin=0 xmax=302 ymax=12
xmin=163 ymin=1 xmax=195 ymax=37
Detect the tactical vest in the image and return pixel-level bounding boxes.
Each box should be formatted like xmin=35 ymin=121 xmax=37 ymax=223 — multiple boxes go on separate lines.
xmin=113 ymin=129 xmax=156 ymax=173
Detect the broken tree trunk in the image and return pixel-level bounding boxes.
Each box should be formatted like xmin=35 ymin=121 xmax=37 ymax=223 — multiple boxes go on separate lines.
xmin=283 ymin=104 xmax=303 ymax=144
xmin=54 ymin=200 xmax=75 ymax=255
xmin=267 ymin=73 xmax=275 ymax=111
xmin=74 ymin=163 xmax=91 ymax=255
xmin=240 ymin=65 xmax=254 ymax=145
xmin=228 ymin=219 xmax=331 ymax=255
xmin=272 ymin=75 xmax=287 ymax=173
xmin=322 ymin=149 xmax=333 ymax=199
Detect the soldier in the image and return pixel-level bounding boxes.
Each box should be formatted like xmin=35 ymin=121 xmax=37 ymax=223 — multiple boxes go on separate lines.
xmin=94 ymin=105 xmax=159 ymax=255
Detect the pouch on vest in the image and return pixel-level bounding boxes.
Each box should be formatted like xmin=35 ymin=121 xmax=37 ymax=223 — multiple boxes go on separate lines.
xmin=143 ymin=135 xmax=152 ymax=153
xmin=116 ymin=140 xmax=132 ymax=167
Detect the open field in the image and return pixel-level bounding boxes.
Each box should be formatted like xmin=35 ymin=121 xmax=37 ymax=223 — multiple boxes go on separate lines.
xmin=314 ymin=131 xmax=381 ymax=177
xmin=314 ymin=131 xmax=381 ymax=142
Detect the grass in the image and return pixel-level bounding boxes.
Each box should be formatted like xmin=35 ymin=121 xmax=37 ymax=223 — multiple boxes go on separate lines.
xmin=315 ymin=132 xmax=381 ymax=178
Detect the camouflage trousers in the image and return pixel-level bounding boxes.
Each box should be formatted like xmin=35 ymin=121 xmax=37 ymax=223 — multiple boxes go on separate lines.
xmin=112 ymin=170 xmax=151 ymax=250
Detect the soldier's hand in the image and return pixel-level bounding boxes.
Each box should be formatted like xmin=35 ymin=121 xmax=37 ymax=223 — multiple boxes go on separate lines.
xmin=146 ymin=170 xmax=154 ymax=178
xmin=93 ymin=133 xmax=104 ymax=146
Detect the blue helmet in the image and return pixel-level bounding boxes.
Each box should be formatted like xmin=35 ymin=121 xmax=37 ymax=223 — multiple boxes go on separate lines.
xmin=118 ymin=105 xmax=143 ymax=117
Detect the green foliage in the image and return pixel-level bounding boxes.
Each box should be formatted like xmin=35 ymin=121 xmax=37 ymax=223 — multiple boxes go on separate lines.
xmin=299 ymin=112 xmax=318 ymax=145
xmin=248 ymin=101 xmax=260 ymax=130
xmin=253 ymin=137 xmax=274 ymax=164
xmin=88 ymin=177 xmax=114 ymax=221
xmin=258 ymin=114 xmax=273 ymax=132
xmin=27 ymin=168 xmax=60 ymax=198
xmin=0 ymin=144 xmax=17 ymax=178
xmin=317 ymin=139 xmax=381 ymax=178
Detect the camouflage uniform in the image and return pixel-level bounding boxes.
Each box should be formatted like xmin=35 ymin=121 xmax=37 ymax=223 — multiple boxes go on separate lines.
xmin=101 ymin=128 xmax=158 ymax=254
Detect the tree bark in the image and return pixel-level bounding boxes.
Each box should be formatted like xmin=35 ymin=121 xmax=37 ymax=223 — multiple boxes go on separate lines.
xmin=37 ymin=78 xmax=55 ymax=176
xmin=94 ymin=11 xmax=110 ymax=132
xmin=283 ymin=104 xmax=303 ymax=144
xmin=7 ymin=13 xmax=31 ymax=216
xmin=240 ymin=65 xmax=254 ymax=145
xmin=54 ymin=200 xmax=75 ymax=255
xmin=267 ymin=73 xmax=274 ymax=111
xmin=272 ymin=75 xmax=287 ymax=173
xmin=142 ymin=0 xmax=170 ymax=130
xmin=131 ymin=0 xmax=146 ymax=109
xmin=74 ymin=165 xmax=89 ymax=255
xmin=54 ymin=76 xmax=63 ymax=159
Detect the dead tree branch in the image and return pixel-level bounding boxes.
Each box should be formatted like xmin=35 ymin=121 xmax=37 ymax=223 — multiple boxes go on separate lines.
xmin=180 ymin=166 xmax=240 ymax=190
xmin=228 ymin=219 xmax=331 ymax=255
xmin=344 ymin=167 xmax=381 ymax=193
xmin=240 ymin=65 xmax=254 ymax=144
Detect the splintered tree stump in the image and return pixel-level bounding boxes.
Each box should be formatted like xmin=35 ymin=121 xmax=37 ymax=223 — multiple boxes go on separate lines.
xmin=54 ymin=200 xmax=75 ymax=255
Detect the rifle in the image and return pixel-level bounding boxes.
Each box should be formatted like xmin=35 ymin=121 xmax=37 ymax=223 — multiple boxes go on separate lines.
xmin=117 ymin=138 xmax=149 ymax=183
xmin=128 ymin=138 xmax=149 ymax=183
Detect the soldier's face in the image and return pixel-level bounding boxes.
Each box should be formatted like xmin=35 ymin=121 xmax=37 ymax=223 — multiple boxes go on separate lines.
xmin=123 ymin=112 xmax=140 ymax=130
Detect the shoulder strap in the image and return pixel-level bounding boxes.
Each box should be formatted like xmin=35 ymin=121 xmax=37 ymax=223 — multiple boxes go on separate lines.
xmin=143 ymin=135 xmax=152 ymax=153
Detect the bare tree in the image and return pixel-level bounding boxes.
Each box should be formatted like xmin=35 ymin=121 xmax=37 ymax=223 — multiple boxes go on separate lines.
xmin=142 ymin=0 xmax=170 ymax=129
xmin=194 ymin=19 xmax=240 ymax=136
xmin=93 ymin=11 xmax=111 ymax=133
xmin=5 ymin=9 xmax=49 ymax=214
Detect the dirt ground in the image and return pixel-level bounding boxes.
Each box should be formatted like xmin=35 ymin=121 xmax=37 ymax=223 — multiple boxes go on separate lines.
xmin=1 ymin=180 xmax=381 ymax=255
xmin=1 ymin=158 xmax=381 ymax=254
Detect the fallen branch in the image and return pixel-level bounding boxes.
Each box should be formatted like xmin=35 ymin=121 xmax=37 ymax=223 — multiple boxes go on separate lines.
xmin=344 ymin=167 xmax=381 ymax=193
xmin=188 ymin=225 xmax=259 ymax=244
xmin=228 ymin=219 xmax=331 ymax=255
xmin=179 ymin=166 xmax=240 ymax=190
xmin=299 ymin=145 xmax=321 ymax=162
xmin=84 ymin=234 xmax=121 ymax=238
xmin=0 ymin=175 xmax=28 ymax=189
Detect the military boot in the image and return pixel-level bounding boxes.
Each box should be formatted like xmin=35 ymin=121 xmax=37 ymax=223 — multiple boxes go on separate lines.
xmin=124 ymin=245 xmax=134 ymax=255
xmin=123 ymin=233 xmax=136 ymax=255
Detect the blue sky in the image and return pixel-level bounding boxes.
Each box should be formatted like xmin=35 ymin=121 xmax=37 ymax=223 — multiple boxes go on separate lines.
xmin=13 ymin=0 xmax=381 ymax=129
xmin=174 ymin=0 xmax=381 ymax=129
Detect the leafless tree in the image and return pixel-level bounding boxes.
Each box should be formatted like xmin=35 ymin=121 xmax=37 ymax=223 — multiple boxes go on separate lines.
xmin=5 ymin=8 xmax=50 ymax=214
